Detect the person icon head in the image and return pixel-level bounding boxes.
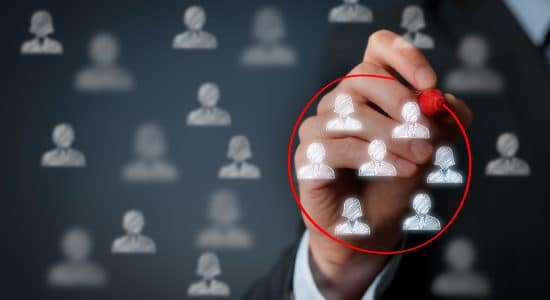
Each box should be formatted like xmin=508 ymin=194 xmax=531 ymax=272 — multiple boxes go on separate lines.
xmin=412 ymin=193 xmax=432 ymax=215
xmin=61 ymin=227 xmax=92 ymax=262
xmin=184 ymin=6 xmax=206 ymax=31
xmin=401 ymin=5 xmax=426 ymax=32
xmin=306 ymin=142 xmax=327 ymax=164
xmin=197 ymin=252 xmax=222 ymax=280
xmin=368 ymin=140 xmax=387 ymax=162
xmin=458 ymin=35 xmax=489 ymax=68
xmin=52 ymin=123 xmax=75 ymax=149
xmin=198 ymin=82 xmax=220 ymax=108
xmin=88 ymin=33 xmax=119 ymax=67
xmin=253 ymin=6 xmax=285 ymax=45
xmin=445 ymin=237 xmax=475 ymax=272
xmin=29 ymin=10 xmax=55 ymax=38
xmin=334 ymin=94 xmax=355 ymax=118
xmin=227 ymin=135 xmax=252 ymax=163
xmin=342 ymin=197 xmax=363 ymax=221
xmin=209 ymin=189 xmax=240 ymax=227
xmin=134 ymin=123 xmax=167 ymax=161
xmin=434 ymin=146 xmax=456 ymax=170
xmin=122 ymin=209 xmax=145 ymax=236
xmin=496 ymin=132 xmax=519 ymax=158
xmin=402 ymin=101 xmax=421 ymax=123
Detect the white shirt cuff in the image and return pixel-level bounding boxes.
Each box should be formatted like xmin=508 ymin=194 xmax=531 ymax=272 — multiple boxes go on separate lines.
xmin=292 ymin=231 xmax=401 ymax=300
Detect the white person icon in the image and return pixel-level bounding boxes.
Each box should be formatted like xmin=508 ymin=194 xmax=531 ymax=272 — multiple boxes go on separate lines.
xmin=358 ymin=140 xmax=396 ymax=177
xmin=392 ymin=101 xmax=430 ymax=139
xmin=326 ymin=94 xmax=362 ymax=131
xmin=187 ymin=82 xmax=231 ymax=126
xmin=187 ymin=252 xmax=231 ymax=297
xmin=172 ymin=6 xmax=217 ymax=50
xmin=328 ymin=0 xmax=373 ymax=23
xmin=427 ymin=146 xmax=463 ymax=184
xmin=74 ymin=32 xmax=135 ymax=92
xmin=20 ymin=10 xmax=63 ymax=55
xmin=111 ymin=210 xmax=157 ymax=254
xmin=485 ymin=132 xmax=530 ymax=176
xmin=41 ymin=123 xmax=86 ymax=167
xmin=47 ymin=228 xmax=107 ymax=288
xmin=297 ymin=142 xmax=335 ymax=180
xmin=400 ymin=5 xmax=434 ymax=50
xmin=402 ymin=193 xmax=441 ymax=232
xmin=334 ymin=197 xmax=371 ymax=236
xmin=218 ymin=135 xmax=261 ymax=179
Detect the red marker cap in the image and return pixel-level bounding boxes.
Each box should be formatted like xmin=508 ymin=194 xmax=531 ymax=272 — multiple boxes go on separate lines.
xmin=418 ymin=88 xmax=447 ymax=116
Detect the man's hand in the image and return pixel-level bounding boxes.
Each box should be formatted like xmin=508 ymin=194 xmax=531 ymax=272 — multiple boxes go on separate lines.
xmin=294 ymin=30 xmax=472 ymax=299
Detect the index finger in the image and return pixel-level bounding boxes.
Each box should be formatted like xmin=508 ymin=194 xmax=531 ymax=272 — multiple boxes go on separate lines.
xmin=363 ymin=30 xmax=437 ymax=90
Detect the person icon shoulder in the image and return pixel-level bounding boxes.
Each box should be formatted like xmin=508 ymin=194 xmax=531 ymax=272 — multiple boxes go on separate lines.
xmin=328 ymin=1 xmax=373 ymax=23
xmin=173 ymin=31 xmax=217 ymax=49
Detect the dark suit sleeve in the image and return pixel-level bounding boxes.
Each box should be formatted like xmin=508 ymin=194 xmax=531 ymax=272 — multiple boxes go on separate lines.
xmin=243 ymin=243 xmax=298 ymax=300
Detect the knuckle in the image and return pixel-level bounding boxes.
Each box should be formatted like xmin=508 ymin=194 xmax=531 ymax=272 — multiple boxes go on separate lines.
xmin=298 ymin=116 xmax=317 ymax=141
xmin=351 ymin=62 xmax=385 ymax=75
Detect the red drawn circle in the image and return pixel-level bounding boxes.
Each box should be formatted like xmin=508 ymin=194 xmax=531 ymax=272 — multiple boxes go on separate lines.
xmin=286 ymin=74 xmax=472 ymax=255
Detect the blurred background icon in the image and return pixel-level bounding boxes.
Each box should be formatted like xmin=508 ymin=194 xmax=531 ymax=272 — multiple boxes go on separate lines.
xmin=75 ymin=32 xmax=135 ymax=92
xmin=431 ymin=237 xmax=492 ymax=298
xmin=47 ymin=227 xmax=107 ymax=288
xmin=240 ymin=6 xmax=297 ymax=67
xmin=121 ymin=122 xmax=179 ymax=183
xmin=196 ymin=189 xmax=253 ymax=250
xmin=444 ymin=34 xmax=504 ymax=94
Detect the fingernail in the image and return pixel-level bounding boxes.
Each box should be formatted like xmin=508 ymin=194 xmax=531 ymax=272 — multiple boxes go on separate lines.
xmin=414 ymin=66 xmax=436 ymax=88
xmin=411 ymin=140 xmax=433 ymax=161
xmin=395 ymin=158 xmax=416 ymax=175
